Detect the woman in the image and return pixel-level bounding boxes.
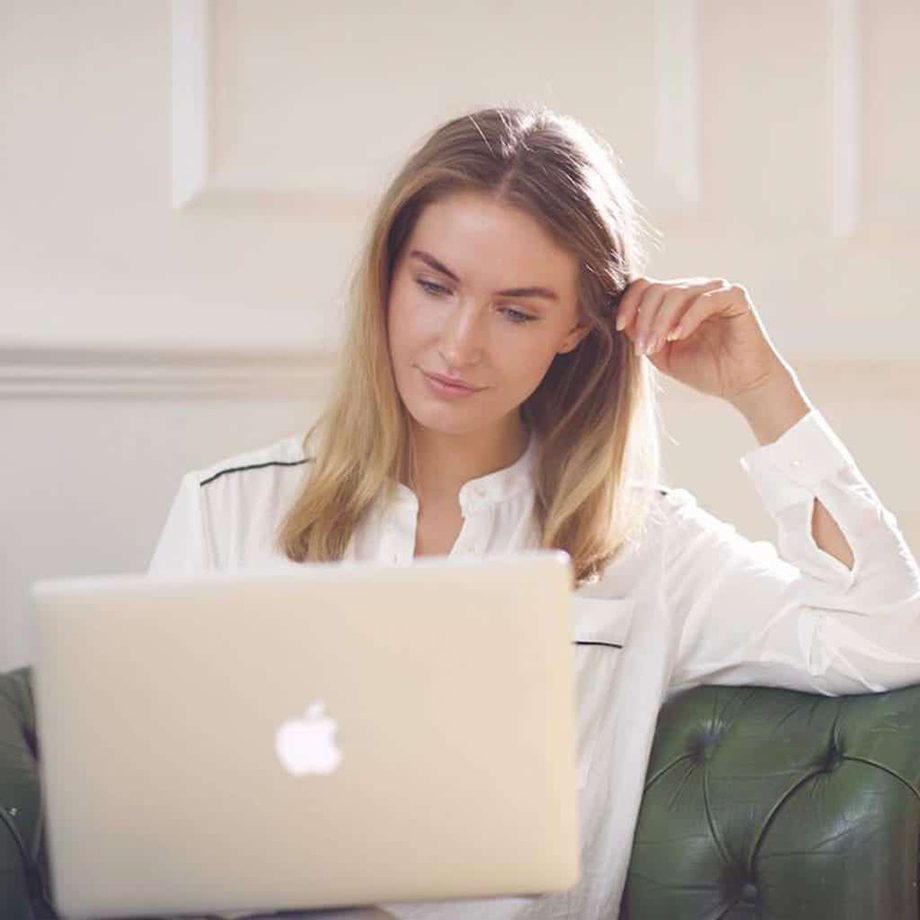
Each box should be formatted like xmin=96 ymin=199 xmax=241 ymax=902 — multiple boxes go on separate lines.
xmin=149 ymin=106 xmax=920 ymax=919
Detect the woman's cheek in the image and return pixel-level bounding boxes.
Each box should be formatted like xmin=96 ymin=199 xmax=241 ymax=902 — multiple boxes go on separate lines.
xmin=397 ymin=295 xmax=433 ymax=339
xmin=387 ymin=296 xmax=421 ymax=360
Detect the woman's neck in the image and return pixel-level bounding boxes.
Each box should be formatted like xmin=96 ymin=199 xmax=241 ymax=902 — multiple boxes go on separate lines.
xmin=407 ymin=418 xmax=531 ymax=505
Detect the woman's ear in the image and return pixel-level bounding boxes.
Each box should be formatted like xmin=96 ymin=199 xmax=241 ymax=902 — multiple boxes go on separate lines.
xmin=557 ymin=320 xmax=592 ymax=355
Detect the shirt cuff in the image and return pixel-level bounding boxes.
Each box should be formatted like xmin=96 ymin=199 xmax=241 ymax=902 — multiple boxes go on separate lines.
xmin=739 ymin=408 xmax=856 ymax=516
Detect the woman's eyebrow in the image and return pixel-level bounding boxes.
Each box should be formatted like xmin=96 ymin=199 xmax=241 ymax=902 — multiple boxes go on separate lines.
xmin=409 ymin=249 xmax=559 ymax=301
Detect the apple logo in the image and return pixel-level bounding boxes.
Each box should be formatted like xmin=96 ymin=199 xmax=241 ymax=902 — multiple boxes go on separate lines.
xmin=275 ymin=700 xmax=343 ymax=776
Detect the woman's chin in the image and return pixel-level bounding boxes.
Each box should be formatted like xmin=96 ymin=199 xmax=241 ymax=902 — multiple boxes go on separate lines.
xmin=401 ymin=400 xmax=485 ymax=436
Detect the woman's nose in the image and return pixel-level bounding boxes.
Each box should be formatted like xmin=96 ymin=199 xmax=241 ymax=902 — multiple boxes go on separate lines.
xmin=439 ymin=301 xmax=487 ymax=367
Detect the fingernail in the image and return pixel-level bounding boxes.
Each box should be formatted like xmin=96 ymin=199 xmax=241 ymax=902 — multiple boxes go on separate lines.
xmin=644 ymin=336 xmax=657 ymax=355
xmin=615 ymin=315 xmax=625 ymax=331
xmin=635 ymin=334 xmax=646 ymax=355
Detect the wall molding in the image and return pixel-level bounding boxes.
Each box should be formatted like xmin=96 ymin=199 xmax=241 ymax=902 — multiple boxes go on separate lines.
xmin=654 ymin=0 xmax=701 ymax=211
xmin=0 ymin=343 xmax=338 ymax=399
xmin=170 ymin=0 xmax=210 ymax=210
xmin=170 ymin=0 xmax=368 ymax=216
xmin=829 ymin=0 xmax=861 ymax=239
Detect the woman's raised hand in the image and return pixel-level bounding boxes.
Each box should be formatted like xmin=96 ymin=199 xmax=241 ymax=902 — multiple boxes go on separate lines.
xmin=615 ymin=276 xmax=791 ymax=402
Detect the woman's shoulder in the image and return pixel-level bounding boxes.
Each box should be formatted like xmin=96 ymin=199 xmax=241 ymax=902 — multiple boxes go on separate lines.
xmin=150 ymin=433 xmax=317 ymax=575
xmin=616 ymin=482 xmax=711 ymax=557
xmin=642 ymin=483 xmax=732 ymax=541
xmin=648 ymin=482 xmax=738 ymax=528
xmin=639 ymin=482 xmax=757 ymax=562
xmin=191 ymin=432 xmax=316 ymax=528
xmin=650 ymin=483 xmax=698 ymax=513
xmin=194 ymin=433 xmax=313 ymax=490
xmin=627 ymin=481 xmax=699 ymax=521
xmin=187 ymin=433 xmax=318 ymax=569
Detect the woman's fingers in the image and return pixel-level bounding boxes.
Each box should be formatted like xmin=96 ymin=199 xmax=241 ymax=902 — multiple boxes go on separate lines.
xmin=614 ymin=278 xmax=650 ymax=335
xmin=631 ymin=285 xmax=672 ymax=354
xmin=637 ymin=287 xmax=685 ymax=354
xmin=621 ymin=278 xmax=726 ymax=355
xmin=665 ymin=283 xmax=747 ymax=348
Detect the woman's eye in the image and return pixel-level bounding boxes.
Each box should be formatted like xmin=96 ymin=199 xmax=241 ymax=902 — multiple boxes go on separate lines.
xmin=417 ymin=279 xmax=448 ymax=296
xmin=502 ymin=307 xmax=537 ymax=324
xmin=416 ymin=279 xmax=535 ymax=324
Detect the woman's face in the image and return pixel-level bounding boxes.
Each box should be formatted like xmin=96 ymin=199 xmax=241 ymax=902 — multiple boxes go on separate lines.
xmin=387 ymin=190 xmax=590 ymax=437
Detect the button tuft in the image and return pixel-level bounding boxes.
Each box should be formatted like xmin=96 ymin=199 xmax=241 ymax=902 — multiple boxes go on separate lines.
xmin=739 ymin=882 xmax=758 ymax=903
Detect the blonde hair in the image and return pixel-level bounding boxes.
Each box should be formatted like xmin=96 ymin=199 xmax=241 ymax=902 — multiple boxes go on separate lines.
xmin=275 ymin=105 xmax=664 ymax=587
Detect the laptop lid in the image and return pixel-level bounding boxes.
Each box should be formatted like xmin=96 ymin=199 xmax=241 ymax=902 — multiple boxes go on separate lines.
xmin=30 ymin=549 xmax=580 ymax=919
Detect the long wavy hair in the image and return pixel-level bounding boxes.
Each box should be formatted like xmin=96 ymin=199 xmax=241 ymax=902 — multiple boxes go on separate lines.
xmin=275 ymin=105 xmax=664 ymax=587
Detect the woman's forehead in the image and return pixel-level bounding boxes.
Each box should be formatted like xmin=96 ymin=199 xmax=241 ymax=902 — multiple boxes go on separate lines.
xmin=407 ymin=194 xmax=578 ymax=292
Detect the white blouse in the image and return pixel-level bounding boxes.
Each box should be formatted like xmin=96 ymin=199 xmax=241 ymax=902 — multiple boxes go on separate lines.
xmin=147 ymin=408 xmax=920 ymax=920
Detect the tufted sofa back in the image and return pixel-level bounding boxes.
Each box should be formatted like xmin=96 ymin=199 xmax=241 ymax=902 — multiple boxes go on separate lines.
xmin=621 ymin=682 xmax=920 ymax=919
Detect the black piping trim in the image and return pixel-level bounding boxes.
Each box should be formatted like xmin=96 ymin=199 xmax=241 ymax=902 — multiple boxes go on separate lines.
xmin=573 ymin=640 xmax=624 ymax=649
xmin=199 ymin=466 xmax=669 ymax=495
xmin=199 ymin=458 xmax=313 ymax=488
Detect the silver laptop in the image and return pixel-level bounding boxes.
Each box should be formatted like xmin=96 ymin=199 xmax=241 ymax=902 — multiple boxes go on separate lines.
xmin=30 ymin=549 xmax=580 ymax=919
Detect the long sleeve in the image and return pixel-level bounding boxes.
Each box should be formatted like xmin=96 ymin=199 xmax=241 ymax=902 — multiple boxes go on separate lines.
xmin=147 ymin=471 xmax=216 ymax=576
xmin=666 ymin=408 xmax=920 ymax=696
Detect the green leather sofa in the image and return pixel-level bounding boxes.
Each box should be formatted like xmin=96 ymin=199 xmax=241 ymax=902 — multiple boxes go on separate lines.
xmin=2 ymin=666 xmax=919 ymax=919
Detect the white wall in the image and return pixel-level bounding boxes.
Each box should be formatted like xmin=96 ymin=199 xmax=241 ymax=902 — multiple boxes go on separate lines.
xmin=2 ymin=0 xmax=917 ymax=670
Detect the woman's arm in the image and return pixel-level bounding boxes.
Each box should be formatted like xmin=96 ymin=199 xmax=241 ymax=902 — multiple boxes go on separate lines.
xmin=617 ymin=275 xmax=902 ymax=584
xmin=664 ymin=402 xmax=920 ymax=697
xmin=729 ymin=364 xmax=854 ymax=570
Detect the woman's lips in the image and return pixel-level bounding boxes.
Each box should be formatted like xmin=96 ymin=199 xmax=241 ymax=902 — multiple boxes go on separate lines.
xmin=424 ymin=370 xmax=478 ymax=390
xmin=420 ymin=369 xmax=482 ymax=399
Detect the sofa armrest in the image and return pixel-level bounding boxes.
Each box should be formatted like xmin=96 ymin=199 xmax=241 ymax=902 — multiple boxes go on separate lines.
xmin=0 ymin=665 xmax=54 ymax=917
xmin=622 ymin=682 xmax=920 ymax=919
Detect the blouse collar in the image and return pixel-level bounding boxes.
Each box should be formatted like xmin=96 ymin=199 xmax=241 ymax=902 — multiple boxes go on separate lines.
xmin=393 ymin=429 xmax=537 ymax=513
